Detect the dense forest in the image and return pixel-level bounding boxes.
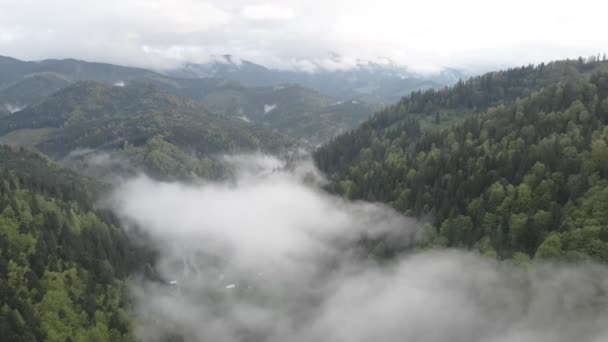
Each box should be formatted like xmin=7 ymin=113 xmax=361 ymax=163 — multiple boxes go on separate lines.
xmin=3 ymin=55 xmax=608 ymax=340
xmin=0 ymin=81 xmax=291 ymax=155
xmin=0 ymin=81 xmax=293 ymax=180
xmin=0 ymin=75 xmax=70 ymax=111
xmin=316 ymin=58 xmax=608 ymax=174
xmin=316 ymin=57 xmax=608 ymax=261
xmin=0 ymin=55 xmax=377 ymax=144
xmin=0 ymin=146 xmax=153 ymax=341
xmin=138 ymin=79 xmax=376 ymax=144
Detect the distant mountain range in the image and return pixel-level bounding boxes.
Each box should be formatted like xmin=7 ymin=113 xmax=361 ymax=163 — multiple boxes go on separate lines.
xmin=0 ymin=54 xmax=465 ymax=145
xmin=167 ymin=55 xmax=467 ymax=104
xmin=0 ymin=81 xmax=294 ymax=180
xmin=0 ymin=55 xmax=390 ymax=144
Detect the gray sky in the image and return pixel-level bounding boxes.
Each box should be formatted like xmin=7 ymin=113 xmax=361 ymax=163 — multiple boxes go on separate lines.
xmin=0 ymin=0 xmax=606 ymax=72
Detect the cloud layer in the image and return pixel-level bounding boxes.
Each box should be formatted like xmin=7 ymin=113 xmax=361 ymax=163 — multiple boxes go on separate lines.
xmin=108 ymin=155 xmax=608 ymax=342
xmin=0 ymin=0 xmax=606 ymax=72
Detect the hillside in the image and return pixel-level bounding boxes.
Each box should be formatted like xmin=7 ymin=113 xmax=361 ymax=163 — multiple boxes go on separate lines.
xmin=317 ymin=58 xmax=608 ymax=174
xmin=316 ymin=58 xmax=608 ymax=261
xmin=0 ymin=75 xmax=70 ymax=112
xmin=0 ymin=56 xmax=376 ymax=143
xmin=0 ymin=55 xmax=162 ymax=88
xmin=168 ymin=55 xmax=463 ymax=103
xmin=143 ymin=78 xmax=376 ymax=144
xmin=373 ymin=58 xmax=608 ymax=133
xmin=0 ymin=82 xmax=293 ymax=179
xmin=0 ymin=146 xmax=152 ymax=340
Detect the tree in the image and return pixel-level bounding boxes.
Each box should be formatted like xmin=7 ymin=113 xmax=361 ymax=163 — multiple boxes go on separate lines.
xmin=536 ymin=234 xmax=563 ymax=259
xmin=440 ymin=215 xmax=473 ymax=247
xmin=509 ymin=213 xmax=529 ymax=251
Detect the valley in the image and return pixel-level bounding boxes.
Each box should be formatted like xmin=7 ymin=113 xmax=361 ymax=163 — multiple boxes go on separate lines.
xmin=1 ymin=51 xmax=608 ymax=341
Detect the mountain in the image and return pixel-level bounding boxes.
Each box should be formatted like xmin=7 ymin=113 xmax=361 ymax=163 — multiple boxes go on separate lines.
xmin=0 ymin=55 xmax=375 ymax=143
xmin=315 ymin=57 xmax=608 ymax=261
xmin=0 ymin=145 xmax=152 ymax=340
xmin=168 ymin=55 xmax=467 ymax=104
xmin=169 ymin=55 xmax=279 ymax=86
xmin=0 ymin=55 xmax=188 ymax=117
xmin=0 ymin=81 xmax=293 ymax=180
xmin=3 ymin=52 xmax=608 ymax=340
xmin=136 ymin=78 xmax=377 ymax=144
xmin=0 ymin=55 xmax=163 ymax=88
xmin=317 ymin=57 xmax=608 ymax=166
xmin=0 ymin=74 xmax=70 ymax=113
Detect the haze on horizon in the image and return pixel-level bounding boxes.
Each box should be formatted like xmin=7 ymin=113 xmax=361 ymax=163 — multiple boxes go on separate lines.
xmin=0 ymin=0 xmax=606 ymax=73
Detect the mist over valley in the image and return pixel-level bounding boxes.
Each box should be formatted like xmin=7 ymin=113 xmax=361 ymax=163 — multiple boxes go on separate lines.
xmin=1 ymin=1 xmax=608 ymax=341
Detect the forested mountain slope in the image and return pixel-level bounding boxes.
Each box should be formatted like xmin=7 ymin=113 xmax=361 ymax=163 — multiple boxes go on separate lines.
xmin=0 ymin=75 xmax=70 ymax=112
xmin=0 ymin=55 xmax=161 ymax=89
xmin=0 ymin=55 xmax=375 ymax=143
xmin=0 ymin=82 xmax=293 ymax=179
xmin=0 ymin=146 xmax=151 ymax=341
xmin=350 ymin=58 xmax=608 ymax=139
xmin=316 ymin=59 xmax=608 ymax=261
xmin=141 ymin=78 xmax=375 ymax=144
xmin=169 ymin=55 xmax=464 ymax=103
xmin=317 ymin=59 xmax=608 ymax=175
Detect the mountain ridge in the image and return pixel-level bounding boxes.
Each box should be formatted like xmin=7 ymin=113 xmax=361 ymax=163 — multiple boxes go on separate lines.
xmin=0 ymin=55 xmax=378 ymax=143
xmin=315 ymin=57 xmax=608 ymax=261
xmin=166 ymin=55 xmax=467 ymax=104
xmin=0 ymin=81 xmax=294 ymax=180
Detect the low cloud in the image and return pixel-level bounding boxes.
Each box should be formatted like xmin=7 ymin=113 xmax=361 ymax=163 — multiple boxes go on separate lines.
xmin=108 ymin=154 xmax=608 ymax=342
xmin=241 ymin=4 xmax=294 ymax=21
xmin=1 ymin=0 xmax=606 ymax=73
xmin=4 ymin=103 xmax=26 ymax=114
xmin=263 ymin=104 xmax=277 ymax=114
xmin=63 ymin=148 xmax=137 ymax=181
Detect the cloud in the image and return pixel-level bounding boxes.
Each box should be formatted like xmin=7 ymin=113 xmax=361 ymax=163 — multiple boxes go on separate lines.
xmin=0 ymin=0 xmax=606 ymax=72
xmin=263 ymin=104 xmax=276 ymax=114
xmin=313 ymin=253 xmax=608 ymax=342
xmin=62 ymin=148 xmax=139 ymax=182
xmin=108 ymin=154 xmax=608 ymax=342
xmin=241 ymin=4 xmax=294 ymax=21
xmin=110 ymin=155 xmax=416 ymax=265
xmin=4 ymin=103 xmax=26 ymax=113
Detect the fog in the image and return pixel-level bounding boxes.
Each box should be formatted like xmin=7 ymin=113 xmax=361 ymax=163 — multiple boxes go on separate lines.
xmin=2 ymin=0 xmax=607 ymax=73
xmin=108 ymin=154 xmax=608 ymax=342
xmin=4 ymin=103 xmax=26 ymax=114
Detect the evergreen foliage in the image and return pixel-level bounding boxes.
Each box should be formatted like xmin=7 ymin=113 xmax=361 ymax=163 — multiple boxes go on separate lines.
xmin=316 ymin=58 xmax=608 ymax=260
xmin=0 ymin=146 xmax=151 ymax=341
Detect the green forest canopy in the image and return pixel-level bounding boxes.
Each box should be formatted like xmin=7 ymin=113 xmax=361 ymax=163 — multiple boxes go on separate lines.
xmin=315 ymin=57 xmax=608 ymax=261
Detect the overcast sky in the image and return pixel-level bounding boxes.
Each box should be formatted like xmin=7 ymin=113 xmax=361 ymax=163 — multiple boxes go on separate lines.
xmin=0 ymin=0 xmax=606 ymax=73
